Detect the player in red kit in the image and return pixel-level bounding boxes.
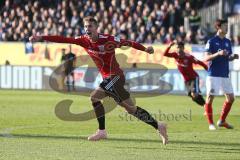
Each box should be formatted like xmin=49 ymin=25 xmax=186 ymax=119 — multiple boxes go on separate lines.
xmin=30 ymin=16 xmax=168 ymax=144
xmin=164 ymin=41 xmax=208 ymax=106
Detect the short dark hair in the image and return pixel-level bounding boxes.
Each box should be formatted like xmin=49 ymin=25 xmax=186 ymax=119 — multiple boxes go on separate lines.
xmin=177 ymin=41 xmax=184 ymax=46
xmin=215 ymin=19 xmax=227 ymax=29
xmin=83 ymin=16 xmax=98 ymax=26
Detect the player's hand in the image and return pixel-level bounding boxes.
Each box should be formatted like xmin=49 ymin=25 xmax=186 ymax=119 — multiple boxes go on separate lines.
xmin=169 ymin=40 xmax=176 ymax=47
xmin=204 ymin=66 xmax=208 ymax=71
xmin=218 ymin=50 xmax=228 ymax=56
xmin=145 ymin=46 xmax=154 ymax=54
xmin=232 ymin=54 xmax=239 ymax=59
xmin=29 ymin=35 xmax=42 ymax=42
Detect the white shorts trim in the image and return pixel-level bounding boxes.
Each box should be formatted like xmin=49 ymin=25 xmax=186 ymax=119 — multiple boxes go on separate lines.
xmin=206 ymin=76 xmax=233 ymax=95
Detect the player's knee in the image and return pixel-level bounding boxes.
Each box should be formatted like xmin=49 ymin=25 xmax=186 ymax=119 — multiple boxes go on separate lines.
xmin=121 ymin=105 xmax=136 ymax=114
xmin=227 ymin=96 xmax=234 ymax=104
xmin=90 ymin=96 xmax=99 ymax=103
xmin=206 ymin=95 xmax=214 ymax=104
xmin=191 ymin=92 xmax=198 ymax=98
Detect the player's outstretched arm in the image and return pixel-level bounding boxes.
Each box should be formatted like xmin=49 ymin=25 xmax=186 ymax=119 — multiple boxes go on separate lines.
xmin=30 ymin=35 xmax=76 ymax=43
xmin=29 ymin=35 xmax=88 ymax=47
xmin=119 ymin=39 xmax=154 ymax=54
xmin=29 ymin=35 xmax=43 ymax=42
xmin=163 ymin=41 xmax=176 ymax=57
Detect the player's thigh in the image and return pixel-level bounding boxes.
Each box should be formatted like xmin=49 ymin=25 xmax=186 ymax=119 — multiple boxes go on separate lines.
xmin=90 ymin=87 xmax=107 ymax=102
xmin=194 ymin=77 xmax=201 ymax=95
xmin=100 ymin=75 xmax=130 ymax=103
xmin=222 ymin=78 xmax=234 ymax=95
xmin=186 ymin=78 xmax=200 ymax=97
xmin=205 ymin=94 xmax=214 ymax=104
xmin=70 ymin=72 xmax=74 ymax=79
xmin=206 ymin=76 xmax=220 ymax=96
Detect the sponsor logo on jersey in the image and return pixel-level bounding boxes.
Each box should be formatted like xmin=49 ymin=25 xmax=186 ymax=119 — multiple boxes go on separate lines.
xmin=88 ymin=49 xmax=105 ymax=55
xmin=99 ymin=34 xmax=108 ymax=39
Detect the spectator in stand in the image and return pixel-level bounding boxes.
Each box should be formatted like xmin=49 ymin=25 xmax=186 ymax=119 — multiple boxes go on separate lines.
xmin=196 ymin=28 xmax=207 ymax=44
xmin=176 ymin=25 xmax=187 ymax=40
xmin=182 ymin=1 xmax=192 ymax=17
xmin=0 ymin=0 xmax=215 ymax=44
xmin=189 ymin=9 xmax=201 ymax=34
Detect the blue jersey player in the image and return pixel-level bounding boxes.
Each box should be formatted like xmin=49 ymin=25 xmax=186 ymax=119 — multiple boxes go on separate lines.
xmin=204 ymin=19 xmax=239 ymax=130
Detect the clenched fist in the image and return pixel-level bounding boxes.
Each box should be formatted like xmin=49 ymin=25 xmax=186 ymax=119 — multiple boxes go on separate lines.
xmin=145 ymin=46 xmax=154 ymax=54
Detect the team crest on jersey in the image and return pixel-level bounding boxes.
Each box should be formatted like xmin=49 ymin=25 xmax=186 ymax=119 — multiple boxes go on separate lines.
xmin=98 ymin=45 xmax=105 ymax=52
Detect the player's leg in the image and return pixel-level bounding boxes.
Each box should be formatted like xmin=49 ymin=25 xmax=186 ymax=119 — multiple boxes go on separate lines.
xmin=102 ymin=75 xmax=167 ymax=144
xmin=190 ymin=77 xmax=205 ymax=106
xmin=217 ymin=78 xmax=234 ymax=129
xmin=58 ymin=72 xmax=65 ymax=91
xmin=112 ymin=76 xmax=168 ymax=144
xmin=119 ymin=98 xmax=159 ymax=129
xmin=119 ymin=98 xmax=168 ymax=144
xmin=65 ymin=69 xmax=71 ymax=91
xmin=71 ymin=72 xmax=75 ymax=91
xmin=66 ymin=75 xmax=71 ymax=91
xmin=205 ymin=76 xmax=217 ymax=130
xmin=88 ymin=87 xmax=108 ymax=141
xmin=205 ymin=94 xmax=215 ymax=129
xmin=192 ymin=94 xmax=205 ymax=106
xmin=107 ymin=76 xmax=159 ymax=130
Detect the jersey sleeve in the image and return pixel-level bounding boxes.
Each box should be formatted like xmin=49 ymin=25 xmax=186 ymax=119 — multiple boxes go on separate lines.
xmin=205 ymin=39 xmax=213 ymax=54
xmin=120 ymin=39 xmax=146 ymax=51
xmin=107 ymin=35 xmax=146 ymax=51
xmin=42 ymin=35 xmax=89 ymax=48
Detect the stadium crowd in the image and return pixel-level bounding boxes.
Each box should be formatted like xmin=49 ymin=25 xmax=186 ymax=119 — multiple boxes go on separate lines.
xmin=1 ymin=0 xmax=238 ymax=45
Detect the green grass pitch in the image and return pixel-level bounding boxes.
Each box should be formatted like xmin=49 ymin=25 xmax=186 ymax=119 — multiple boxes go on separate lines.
xmin=0 ymin=90 xmax=239 ymax=160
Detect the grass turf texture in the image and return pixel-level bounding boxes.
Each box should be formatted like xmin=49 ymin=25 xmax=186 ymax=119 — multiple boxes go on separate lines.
xmin=0 ymin=90 xmax=239 ymax=160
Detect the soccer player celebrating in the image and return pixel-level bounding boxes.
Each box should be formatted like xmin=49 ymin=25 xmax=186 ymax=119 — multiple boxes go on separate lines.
xmin=29 ymin=16 xmax=168 ymax=144
xmin=204 ymin=19 xmax=239 ymax=130
xmin=163 ymin=41 xmax=208 ymax=106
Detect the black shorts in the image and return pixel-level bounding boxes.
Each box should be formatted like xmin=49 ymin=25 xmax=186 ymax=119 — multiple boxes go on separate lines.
xmin=99 ymin=75 xmax=130 ymax=103
xmin=64 ymin=67 xmax=74 ymax=76
xmin=185 ymin=77 xmax=201 ymax=96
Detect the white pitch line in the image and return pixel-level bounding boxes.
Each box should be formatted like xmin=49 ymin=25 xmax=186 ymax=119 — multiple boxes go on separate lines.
xmin=0 ymin=125 xmax=56 ymax=138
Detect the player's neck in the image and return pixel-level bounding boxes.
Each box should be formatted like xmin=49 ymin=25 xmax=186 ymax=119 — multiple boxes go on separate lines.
xmin=178 ymin=51 xmax=185 ymax=57
xmin=216 ymin=32 xmax=225 ymax=39
xmin=89 ymin=33 xmax=99 ymax=42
